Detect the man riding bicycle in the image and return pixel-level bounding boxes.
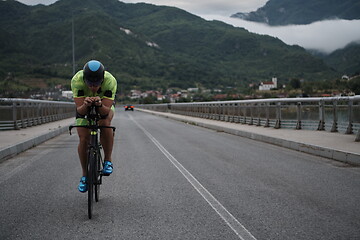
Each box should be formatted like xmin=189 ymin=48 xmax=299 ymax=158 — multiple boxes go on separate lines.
xmin=71 ymin=60 xmax=117 ymax=193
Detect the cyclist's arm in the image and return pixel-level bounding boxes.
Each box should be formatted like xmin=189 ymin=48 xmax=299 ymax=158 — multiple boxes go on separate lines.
xmin=74 ymin=97 xmax=92 ymax=115
xmin=95 ymin=72 xmax=117 ymax=116
xmin=94 ymin=97 xmax=113 ymax=116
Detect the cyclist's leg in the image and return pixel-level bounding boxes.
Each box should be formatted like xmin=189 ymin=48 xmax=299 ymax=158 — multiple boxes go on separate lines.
xmin=99 ymin=108 xmax=114 ymax=164
xmin=76 ymin=118 xmax=90 ymax=177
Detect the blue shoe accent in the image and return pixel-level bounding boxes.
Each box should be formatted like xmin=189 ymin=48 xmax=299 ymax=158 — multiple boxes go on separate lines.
xmin=78 ymin=176 xmax=87 ymax=193
xmin=103 ymin=161 xmax=113 ymax=175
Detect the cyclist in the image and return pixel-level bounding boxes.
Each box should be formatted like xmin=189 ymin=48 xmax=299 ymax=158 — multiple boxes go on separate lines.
xmin=71 ymin=60 xmax=117 ymax=193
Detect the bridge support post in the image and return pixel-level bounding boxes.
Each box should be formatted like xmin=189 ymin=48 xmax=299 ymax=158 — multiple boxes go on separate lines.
xmin=256 ymin=104 xmax=261 ymax=126
xmin=330 ymin=100 xmax=338 ymax=132
xmin=249 ymin=104 xmax=253 ymax=125
xmin=356 ymin=129 xmax=360 ymax=142
xmin=317 ymin=100 xmax=325 ymax=131
xmin=275 ymin=102 xmax=281 ymax=129
xmin=21 ymin=102 xmax=26 ymax=128
xmin=345 ymin=99 xmax=353 ymax=134
xmin=296 ymin=102 xmax=302 ymax=130
xmin=243 ymin=105 xmax=247 ymax=124
xmin=264 ymin=103 xmax=270 ymax=128
xmin=12 ymin=102 xmax=19 ymax=130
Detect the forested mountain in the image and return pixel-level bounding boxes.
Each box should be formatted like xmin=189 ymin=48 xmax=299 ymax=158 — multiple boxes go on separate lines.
xmin=323 ymin=42 xmax=360 ymax=75
xmin=232 ymin=0 xmax=360 ymax=26
xmin=0 ymin=0 xmax=337 ymax=95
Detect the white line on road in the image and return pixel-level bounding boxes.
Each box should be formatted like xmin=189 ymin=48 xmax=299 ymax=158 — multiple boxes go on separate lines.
xmin=129 ymin=115 xmax=257 ymax=240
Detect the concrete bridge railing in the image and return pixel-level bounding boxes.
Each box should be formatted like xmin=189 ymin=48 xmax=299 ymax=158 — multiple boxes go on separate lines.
xmin=0 ymin=98 xmax=74 ymax=130
xmin=138 ymin=96 xmax=360 ymax=141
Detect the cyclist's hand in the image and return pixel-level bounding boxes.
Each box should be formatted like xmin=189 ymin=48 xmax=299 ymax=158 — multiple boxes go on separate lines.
xmin=93 ymin=97 xmax=102 ymax=107
xmin=83 ymin=97 xmax=93 ymax=107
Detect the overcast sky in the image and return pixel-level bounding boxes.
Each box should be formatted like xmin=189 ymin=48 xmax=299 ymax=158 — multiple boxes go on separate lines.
xmin=16 ymin=0 xmax=268 ymax=15
xmin=16 ymin=0 xmax=360 ymax=54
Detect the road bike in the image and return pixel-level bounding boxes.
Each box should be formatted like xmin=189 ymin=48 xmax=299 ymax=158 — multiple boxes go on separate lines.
xmin=69 ymin=104 xmax=116 ymax=219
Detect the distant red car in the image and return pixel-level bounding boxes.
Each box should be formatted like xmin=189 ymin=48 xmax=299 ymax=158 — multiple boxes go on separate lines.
xmin=124 ymin=105 xmax=134 ymax=111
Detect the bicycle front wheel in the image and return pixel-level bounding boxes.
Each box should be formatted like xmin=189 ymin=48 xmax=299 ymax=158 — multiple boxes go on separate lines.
xmin=95 ymin=149 xmax=102 ymax=202
xmin=87 ymin=148 xmax=96 ymax=219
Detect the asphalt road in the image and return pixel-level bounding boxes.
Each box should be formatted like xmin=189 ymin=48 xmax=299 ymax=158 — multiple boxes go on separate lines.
xmin=1 ymin=110 xmax=359 ymax=240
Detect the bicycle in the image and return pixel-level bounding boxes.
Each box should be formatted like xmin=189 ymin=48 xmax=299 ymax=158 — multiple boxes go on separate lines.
xmin=69 ymin=104 xmax=116 ymax=219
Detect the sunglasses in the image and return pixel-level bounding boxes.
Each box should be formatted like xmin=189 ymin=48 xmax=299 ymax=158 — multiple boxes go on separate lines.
xmin=85 ymin=79 xmax=102 ymax=87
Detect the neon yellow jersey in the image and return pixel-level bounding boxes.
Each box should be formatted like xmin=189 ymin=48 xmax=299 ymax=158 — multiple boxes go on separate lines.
xmin=71 ymin=70 xmax=117 ymax=100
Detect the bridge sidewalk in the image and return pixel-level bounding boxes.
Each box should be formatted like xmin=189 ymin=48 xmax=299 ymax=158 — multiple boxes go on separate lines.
xmin=0 ymin=118 xmax=74 ymax=162
xmin=0 ymin=110 xmax=359 ymax=166
xmin=138 ymin=109 xmax=360 ymax=166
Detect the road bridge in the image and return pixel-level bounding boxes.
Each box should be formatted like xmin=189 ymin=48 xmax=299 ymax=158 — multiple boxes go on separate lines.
xmin=0 ymin=109 xmax=359 ymax=239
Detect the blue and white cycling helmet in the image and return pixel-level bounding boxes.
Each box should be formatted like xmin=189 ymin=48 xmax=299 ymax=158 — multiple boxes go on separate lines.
xmin=83 ymin=60 xmax=105 ymax=86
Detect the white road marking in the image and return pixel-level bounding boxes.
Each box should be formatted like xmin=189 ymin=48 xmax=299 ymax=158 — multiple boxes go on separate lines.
xmin=129 ymin=115 xmax=257 ymax=240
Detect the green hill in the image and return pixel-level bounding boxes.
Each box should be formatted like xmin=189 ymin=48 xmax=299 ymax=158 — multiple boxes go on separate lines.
xmin=323 ymin=42 xmax=360 ymax=75
xmin=0 ymin=0 xmax=338 ymax=96
xmin=232 ymin=0 xmax=360 ymax=26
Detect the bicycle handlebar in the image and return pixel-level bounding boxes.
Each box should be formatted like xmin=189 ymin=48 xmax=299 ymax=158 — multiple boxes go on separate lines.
xmin=69 ymin=103 xmax=116 ymax=135
xmin=69 ymin=125 xmax=116 ymax=135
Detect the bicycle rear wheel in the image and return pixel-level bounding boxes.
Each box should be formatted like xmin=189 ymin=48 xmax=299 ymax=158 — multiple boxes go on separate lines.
xmin=87 ymin=148 xmax=96 ymax=219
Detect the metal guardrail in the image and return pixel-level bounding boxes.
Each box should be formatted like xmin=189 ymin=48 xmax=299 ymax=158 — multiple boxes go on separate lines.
xmin=0 ymin=98 xmax=74 ymax=130
xmin=138 ymin=96 xmax=360 ymax=141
